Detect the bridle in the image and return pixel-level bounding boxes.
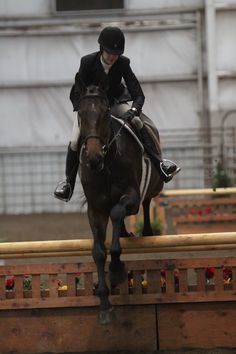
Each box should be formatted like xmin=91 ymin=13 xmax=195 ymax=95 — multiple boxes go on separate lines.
xmin=79 ymin=90 xmax=126 ymax=159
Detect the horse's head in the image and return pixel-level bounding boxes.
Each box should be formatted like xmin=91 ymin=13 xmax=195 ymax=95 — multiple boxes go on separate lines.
xmin=78 ymin=81 xmax=110 ymax=171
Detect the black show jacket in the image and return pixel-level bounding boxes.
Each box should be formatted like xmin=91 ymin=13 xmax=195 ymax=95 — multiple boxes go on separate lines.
xmin=70 ymin=51 xmax=145 ymax=114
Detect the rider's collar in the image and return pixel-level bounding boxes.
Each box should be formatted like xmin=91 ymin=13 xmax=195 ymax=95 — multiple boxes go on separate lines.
xmin=100 ymin=55 xmax=112 ymax=74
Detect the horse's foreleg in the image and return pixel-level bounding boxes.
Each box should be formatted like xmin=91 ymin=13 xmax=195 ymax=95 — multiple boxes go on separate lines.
xmin=142 ymin=198 xmax=153 ymax=236
xmin=88 ymin=208 xmax=112 ymax=324
xmin=109 ymin=191 xmax=139 ymax=286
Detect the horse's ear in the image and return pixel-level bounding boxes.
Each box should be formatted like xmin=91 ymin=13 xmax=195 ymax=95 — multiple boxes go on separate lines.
xmin=75 ymin=73 xmax=86 ymax=95
xmin=99 ymin=74 xmax=109 ymax=93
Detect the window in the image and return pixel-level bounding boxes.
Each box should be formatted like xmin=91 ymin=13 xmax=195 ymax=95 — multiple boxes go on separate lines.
xmin=56 ymin=0 xmax=124 ymax=12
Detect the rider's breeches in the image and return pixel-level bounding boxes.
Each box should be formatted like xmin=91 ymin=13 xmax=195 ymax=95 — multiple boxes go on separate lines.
xmin=70 ymin=103 xmax=131 ymax=152
xmin=70 ymin=112 xmax=80 ymax=151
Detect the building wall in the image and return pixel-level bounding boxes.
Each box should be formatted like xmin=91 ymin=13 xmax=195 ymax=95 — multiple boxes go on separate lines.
xmin=0 ymin=0 xmax=236 ymax=213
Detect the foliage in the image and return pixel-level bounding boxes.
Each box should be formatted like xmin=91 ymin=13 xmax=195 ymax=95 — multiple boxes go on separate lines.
xmin=212 ymin=161 xmax=232 ymax=189
xmin=135 ymin=217 xmax=163 ymax=236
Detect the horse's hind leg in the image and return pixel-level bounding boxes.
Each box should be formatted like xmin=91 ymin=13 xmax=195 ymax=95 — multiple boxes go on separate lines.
xmin=142 ymin=198 xmax=153 ymax=236
xmin=88 ymin=207 xmax=112 ymax=324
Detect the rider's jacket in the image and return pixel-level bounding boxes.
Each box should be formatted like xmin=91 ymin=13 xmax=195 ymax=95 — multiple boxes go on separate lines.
xmin=70 ymin=51 xmax=145 ymax=114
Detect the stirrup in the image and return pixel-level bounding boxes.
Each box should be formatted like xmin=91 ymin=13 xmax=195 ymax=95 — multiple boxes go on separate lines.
xmin=160 ymin=159 xmax=181 ymax=182
xmin=54 ymin=180 xmax=73 ymax=202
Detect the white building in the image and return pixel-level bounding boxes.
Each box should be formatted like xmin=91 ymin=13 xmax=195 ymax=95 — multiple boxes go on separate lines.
xmin=0 ymin=0 xmax=236 ymax=213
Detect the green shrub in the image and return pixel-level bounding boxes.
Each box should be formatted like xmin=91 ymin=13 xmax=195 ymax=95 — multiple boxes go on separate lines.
xmin=213 ymin=162 xmax=231 ymax=186
xmin=135 ymin=218 xmax=163 ymax=236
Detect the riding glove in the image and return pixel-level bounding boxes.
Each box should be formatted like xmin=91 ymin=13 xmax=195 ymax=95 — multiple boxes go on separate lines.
xmin=121 ymin=108 xmax=137 ymax=122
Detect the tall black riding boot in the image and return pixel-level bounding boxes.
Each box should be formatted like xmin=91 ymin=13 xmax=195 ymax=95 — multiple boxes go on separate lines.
xmin=54 ymin=143 xmax=79 ymax=202
xmin=138 ymin=125 xmax=180 ymax=182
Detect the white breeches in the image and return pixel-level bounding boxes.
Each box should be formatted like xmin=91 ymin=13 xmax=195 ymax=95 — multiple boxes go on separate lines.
xmin=70 ymin=113 xmax=80 ymax=151
xmin=70 ymin=102 xmax=130 ymax=152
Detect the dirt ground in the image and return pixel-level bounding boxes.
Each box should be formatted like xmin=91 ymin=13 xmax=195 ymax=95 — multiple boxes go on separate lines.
xmin=0 ymin=212 xmax=92 ymax=242
xmin=1 ymin=213 xmax=236 ymax=265
xmin=5 ymin=348 xmax=236 ymax=354
xmin=1 ymin=212 xmax=235 ymax=243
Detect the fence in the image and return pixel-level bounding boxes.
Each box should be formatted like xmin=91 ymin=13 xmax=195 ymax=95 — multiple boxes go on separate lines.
xmin=0 ymin=146 xmax=84 ymax=214
xmin=1 ymin=234 xmax=236 ymax=352
xmin=129 ymin=187 xmax=236 ymax=235
xmin=0 ymin=127 xmax=235 ymax=214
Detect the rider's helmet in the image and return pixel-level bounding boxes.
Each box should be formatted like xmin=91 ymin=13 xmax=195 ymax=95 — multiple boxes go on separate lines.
xmin=98 ymin=26 xmax=125 ymax=55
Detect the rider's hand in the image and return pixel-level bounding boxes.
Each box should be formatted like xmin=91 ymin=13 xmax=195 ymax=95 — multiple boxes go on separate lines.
xmin=121 ymin=108 xmax=137 ymax=123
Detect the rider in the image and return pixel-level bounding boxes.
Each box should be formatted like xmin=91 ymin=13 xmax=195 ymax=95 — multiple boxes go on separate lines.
xmin=54 ymin=26 xmax=180 ymax=202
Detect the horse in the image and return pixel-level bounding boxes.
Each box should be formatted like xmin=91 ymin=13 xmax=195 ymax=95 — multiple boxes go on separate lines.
xmin=77 ymin=81 xmax=164 ymax=324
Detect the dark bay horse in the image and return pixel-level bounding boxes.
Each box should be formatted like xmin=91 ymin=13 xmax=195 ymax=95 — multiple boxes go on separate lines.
xmin=78 ymin=83 xmax=164 ymax=324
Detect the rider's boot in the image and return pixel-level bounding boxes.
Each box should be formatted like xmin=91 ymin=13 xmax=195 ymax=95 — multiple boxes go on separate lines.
xmin=138 ymin=125 xmax=180 ymax=182
xmin=54 ymin=143 xmax=79 ymax=202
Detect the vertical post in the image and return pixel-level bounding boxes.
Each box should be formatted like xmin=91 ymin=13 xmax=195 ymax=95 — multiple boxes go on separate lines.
xmin=205 ymin=0 xmax=219 ymax=186
xmin=205 ymin=0 xmax=218 ymax=115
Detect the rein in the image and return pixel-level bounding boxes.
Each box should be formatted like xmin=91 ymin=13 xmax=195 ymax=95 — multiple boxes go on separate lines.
xmin=105 ymin=117 xmax=126 ymax=154
xmin=83 ymin=119 xmax=126 ymax=159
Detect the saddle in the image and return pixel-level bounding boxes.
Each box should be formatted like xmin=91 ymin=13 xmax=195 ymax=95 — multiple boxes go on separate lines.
xmin=111 ymin=113 xmax=162 ymax=158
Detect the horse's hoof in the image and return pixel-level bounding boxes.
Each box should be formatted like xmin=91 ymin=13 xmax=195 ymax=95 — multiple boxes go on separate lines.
xmin=98 ymin=307 xmax=114 ymax=325
xmin=121 ymin=232 xmax=136 ymax=238
xmin=109 ymin=261 xmax=127 ymax=287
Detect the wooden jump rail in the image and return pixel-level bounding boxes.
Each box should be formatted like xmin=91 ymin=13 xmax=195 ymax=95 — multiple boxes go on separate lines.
xmin=1 ymin=232 xmax=236 ymax=352
xmin=1 ymin=232 xmax=236 ymax=257
xmin=128 ymin=187 xmax=236 ymax=234
xmin=160 ymin=188 xmax=236 ymax=234
xmin=161 ymin=187 xmax=236 ymax=197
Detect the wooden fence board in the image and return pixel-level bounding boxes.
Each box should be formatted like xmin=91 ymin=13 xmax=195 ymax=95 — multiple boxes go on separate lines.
xmin=157 ymin=302 xmax=236 ymax=350
xmin=0 ymin=254 xmax=236 ymax=352
xmin=0 ymin=306 xmax=157 ymax=354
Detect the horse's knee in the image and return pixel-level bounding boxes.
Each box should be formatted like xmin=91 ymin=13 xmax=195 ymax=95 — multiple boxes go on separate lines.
xmin=110 ymin=204 xmax=126 ymax=223
xmin=120 ymin=193 xmax=140 ymax=215
xmin=110 ymin=193 xmax=139 ymax=222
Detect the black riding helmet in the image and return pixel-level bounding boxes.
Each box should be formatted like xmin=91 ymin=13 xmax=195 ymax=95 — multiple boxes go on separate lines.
xmin=98 ymin=26 xmax=125 ymax=55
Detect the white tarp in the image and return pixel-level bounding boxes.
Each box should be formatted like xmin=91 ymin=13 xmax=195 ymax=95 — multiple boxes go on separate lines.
xmin=0 ymin=82 xmax=199 ymax=147
xmin=1 ymin=2 xmax=236 ymax=148
xmin=0 ymin=0 xmax=49 ymax=16
xmin=0 ymin=30 xmax=196 ymax=83
xmin=0 ymin=29 xmax=198 ymax=147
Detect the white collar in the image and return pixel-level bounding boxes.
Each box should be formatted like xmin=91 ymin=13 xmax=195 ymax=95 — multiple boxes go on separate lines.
xmin=100 ymin=55 xmax=112 ymax=74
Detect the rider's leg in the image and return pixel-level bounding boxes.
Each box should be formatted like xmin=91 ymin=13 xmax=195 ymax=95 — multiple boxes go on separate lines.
xmin=111 ymin=103 xmax=180 ymax=182
xmin=54 ymin=114 xmax=80 ymax=202
xmin=137 ymin=121 xmax=180 ymax=182
xmin=110 ymin=101 xmax=129 ymax=117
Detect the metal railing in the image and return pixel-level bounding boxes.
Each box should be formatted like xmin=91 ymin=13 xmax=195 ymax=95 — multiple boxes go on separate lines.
xmin=0 ymin=127 xmax=235 ymax=214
